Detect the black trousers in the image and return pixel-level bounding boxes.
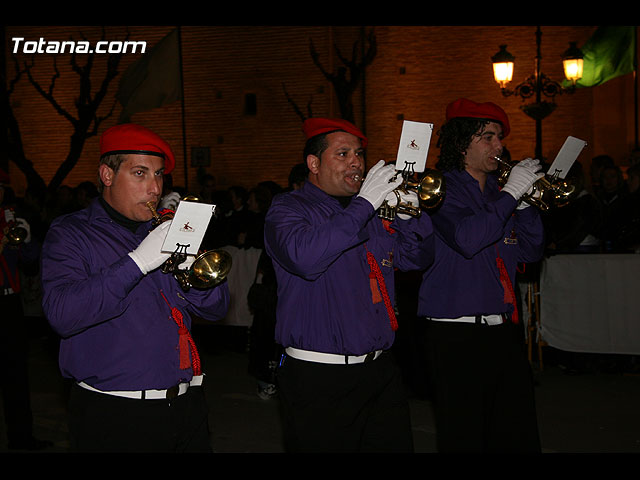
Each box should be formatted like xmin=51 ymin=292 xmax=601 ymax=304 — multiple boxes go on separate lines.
xmin=68 ymin=382 xmax=211 ymax=452
xmin=422 ymin=320 xmax=541 ymax=453
xmin=276 ymin=352 xmax=414 ymax=453
xmin=0 ymin=293 xmax=34 ymax=445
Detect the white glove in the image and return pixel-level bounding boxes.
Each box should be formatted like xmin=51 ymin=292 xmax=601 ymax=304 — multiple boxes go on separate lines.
xmin=385 ymin=190 xmax=419 ymax=220
xmin=357 ymin=160 xmax=403 ymax=210
xmin=178 ymin=254 xmax=196 ymax=271
xmin=516 ymin=182 xmax=543 ymax=210
xmin=158 ymin=192 xmax=181 ymax=211
xmin=15 ymin=218 xmax=31 ymax=243
xmin=128 ymin=221 xmax=172 ymax=274
xmin=501 ymin=158 xmax=544 ymax=201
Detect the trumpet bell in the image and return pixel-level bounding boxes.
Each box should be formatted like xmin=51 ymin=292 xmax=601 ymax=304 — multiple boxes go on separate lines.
xmin=416 ymin=169 xmax=445 ymax=209
xmin=378 ymin=168 xmax=446 ymax=221
xmin=6 ymin=225 xmax=28 ymax=246
xmin=176 ymin=249 xmax=233 ymax=291
xmin=548 ymin=179 xmax=577 ymax=208
xmin=146 ymin=200 xmax=232 ymax=291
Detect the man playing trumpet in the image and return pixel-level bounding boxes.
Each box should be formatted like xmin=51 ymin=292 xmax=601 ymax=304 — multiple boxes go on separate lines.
xmin=41 ymin=124 xmax=229 ymax=452
xmin=264 ymin=117 xmax=434 ymax=452
xmin=417 ymin=98 xmax=545 ymax=452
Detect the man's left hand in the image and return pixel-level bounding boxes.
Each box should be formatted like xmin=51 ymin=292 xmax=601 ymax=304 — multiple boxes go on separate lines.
xmin=386 ymin=190 xmax=420 ymax=219
xmin=159 ymin=192 xmax=181 ymax=211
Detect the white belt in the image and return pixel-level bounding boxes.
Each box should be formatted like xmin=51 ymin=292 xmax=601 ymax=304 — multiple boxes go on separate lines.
xmin=428 ymin=314 xmax=505 ymax=326
xmin=77 ymin=375 xmax=204 ymax=400
xmin=285 ymin=347 xmax=383 ymax=365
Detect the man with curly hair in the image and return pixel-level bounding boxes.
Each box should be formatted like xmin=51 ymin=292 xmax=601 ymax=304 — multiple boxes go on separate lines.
xmin=418 ymin=98 xmax=545 ymax=452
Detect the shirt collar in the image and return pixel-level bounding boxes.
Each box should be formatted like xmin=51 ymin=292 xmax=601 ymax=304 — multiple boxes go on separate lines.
xmin=448 ymin=169 xmax=499 ymax=190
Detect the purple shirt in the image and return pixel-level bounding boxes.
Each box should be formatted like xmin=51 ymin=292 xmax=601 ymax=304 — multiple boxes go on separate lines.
xmin=418 ymin=169 xmax=544 ymax=319
xmin=264 ymin=181 xmax=434 ymax=355
xmin=41 ymin=199 xmax=230 ymax=391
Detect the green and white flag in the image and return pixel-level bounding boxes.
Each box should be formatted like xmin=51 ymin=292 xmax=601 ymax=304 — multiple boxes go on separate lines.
xmin=569 ymin=26 xmax=636 ymax=88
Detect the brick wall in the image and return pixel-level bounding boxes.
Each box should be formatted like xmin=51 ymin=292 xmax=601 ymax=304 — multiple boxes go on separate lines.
xmin=364 ymin=26 xmax=599 ymax=168
xmin=5 ymin=25 xmax=637 ymax=198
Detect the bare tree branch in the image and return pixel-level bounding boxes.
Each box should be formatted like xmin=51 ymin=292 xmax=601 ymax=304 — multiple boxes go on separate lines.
xmin=282 ymin=83 xmax=312 ymax=122
xmin=308 ymin=29 xmax=377 ymax=123
xmin=8 ymin=27 xmax=130 ymax=193
xmin=5 ymin=56 xmax=46 ymax=192
xmin=24 ymin=55 xmax=76 ymax=125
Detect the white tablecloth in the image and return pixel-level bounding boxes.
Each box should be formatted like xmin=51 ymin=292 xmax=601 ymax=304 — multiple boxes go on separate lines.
xmin=218 ymin=246 xmax=262 ymax=327
xmin=540 ymin=254 xmax=640 ymax=355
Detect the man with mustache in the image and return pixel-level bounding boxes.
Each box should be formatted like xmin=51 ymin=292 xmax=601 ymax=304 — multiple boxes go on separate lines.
xmin=264 ymin=117 xmax=434 ymax=452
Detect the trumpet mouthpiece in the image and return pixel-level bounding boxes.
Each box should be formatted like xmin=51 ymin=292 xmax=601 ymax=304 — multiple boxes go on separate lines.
xmin=146 ymin=201 xmax=161 ymax=223
xmin=493 ymin=156 xmax=510 ymax=167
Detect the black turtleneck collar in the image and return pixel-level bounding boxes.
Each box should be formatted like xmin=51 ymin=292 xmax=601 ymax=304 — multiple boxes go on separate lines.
xmin=99 ymin=196 xmax=146 ymax=233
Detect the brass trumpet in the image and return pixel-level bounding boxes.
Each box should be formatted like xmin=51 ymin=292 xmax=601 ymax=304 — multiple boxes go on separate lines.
xmin=4 ymin=223 xmax=28 ymax=246
xmin=2 ymin=209 xmax=28 ymax=246
xmin=146 ymin=200 xmax=232 ymax=291
xmin=494 ymin=157 xmax=577 ymax=211
xmin=356 ymin=164 xmax=445 ymax=221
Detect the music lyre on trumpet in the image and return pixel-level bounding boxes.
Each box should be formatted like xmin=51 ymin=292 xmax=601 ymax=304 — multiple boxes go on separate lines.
xmin=145 ymin=198 xmax=232 ymax=291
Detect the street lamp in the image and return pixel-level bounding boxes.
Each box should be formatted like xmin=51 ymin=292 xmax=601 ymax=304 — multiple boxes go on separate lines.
xmin=491 ymin=26 xmax=584 ymax=159
xmin=492 ymin=44 xmax=515 ymax=88
xmin=562 ymin=41 xmax=585 ymax=84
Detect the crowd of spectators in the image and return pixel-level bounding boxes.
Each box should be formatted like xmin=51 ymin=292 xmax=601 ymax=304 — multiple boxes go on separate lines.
xmin=542 ymin=152 xmax=640 ymax=255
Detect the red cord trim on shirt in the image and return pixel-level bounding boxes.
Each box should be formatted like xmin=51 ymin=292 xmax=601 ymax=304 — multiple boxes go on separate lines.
xmin=381 ymin=219 xmax=396 ymax=234
xmin=365 ymin=246 xmax=398 ymax=331
xmin=0 ymin=255 xmax=20 ymax=293
xmin=160 ymin=290 xmax=201 ymax=375
xmin=494 ymin=245 xmax=519 ymax=324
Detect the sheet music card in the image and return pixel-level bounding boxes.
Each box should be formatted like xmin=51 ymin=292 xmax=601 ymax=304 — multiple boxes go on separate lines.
xmin=161 ymin=201 xmax=216 ymax=255
xmin=548 ymin=136 xmax=587 ymax=179
xmin=396 ymin=120 xmax=433 ymax=174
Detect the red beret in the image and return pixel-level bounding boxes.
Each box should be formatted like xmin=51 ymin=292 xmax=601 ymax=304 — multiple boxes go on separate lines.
xmin=302 ymin=117 xmax=368 ymax=148
xmin=100 ymin=123 xmax=176 ymax=174
xmin=445 ymin=98 xmax=510 ymax=138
